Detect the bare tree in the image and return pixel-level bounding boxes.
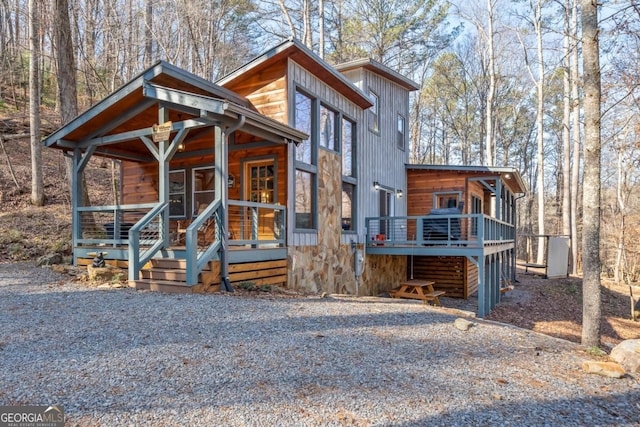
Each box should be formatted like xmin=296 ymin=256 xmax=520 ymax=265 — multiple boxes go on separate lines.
xmin=570 ymin=0 xmax=580 ymax=274
xmin=561 ymin=0 xmax=571 ymax=239
xmin=485 ymin=0 xmax=496 ymax=166
xmin=29 ymin=0 xmax=44 ymax=206
xmin=580 ymin=0 xmax=602 ymax=348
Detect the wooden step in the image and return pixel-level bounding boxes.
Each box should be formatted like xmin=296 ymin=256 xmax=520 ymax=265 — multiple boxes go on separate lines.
xmin=141 ymin=268 xmax=187 ymax=282
xmin=130 ymin=279 xmax=204 ymax=294
xmin=148 ymin=258 xmax=212 ymax=271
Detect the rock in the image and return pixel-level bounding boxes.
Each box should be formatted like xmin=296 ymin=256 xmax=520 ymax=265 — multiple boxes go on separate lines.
xmin=582 ymin=361 xmax=626 ymax=378
xmin=610 ymin=339 xmax=640 ymax=373
xmin=51 ymin=264 xmax=67 ymax=274
xmin=97 ymin=283 xmax=112 ymax=290
xmin=37 ymin=253 xmax=63 ymax=266
xmin=453 ymin=318 xmax=476 ymax=331
xmin=87 ymin=265 xmax=123 ymax=282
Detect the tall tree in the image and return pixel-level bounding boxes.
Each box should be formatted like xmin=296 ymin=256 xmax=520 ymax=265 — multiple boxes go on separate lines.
xmin=580 ymin=0 xmax=602 ymax=347
xmin=570 ymin=0 xmax=580 ymax=274
xmin=561 ymin=0 xmax=571 ymax=239
xmin=29 ymin=0 xmax=44 ymax=206
xmin=484 ymin=0 xmax=496 ymax=166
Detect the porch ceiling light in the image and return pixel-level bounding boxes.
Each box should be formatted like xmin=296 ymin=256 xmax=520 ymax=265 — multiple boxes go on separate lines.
xmin=373 ymin=181 xmax=380 ymax=190
xmin=504 ymin=173 xmax=511 ymax=180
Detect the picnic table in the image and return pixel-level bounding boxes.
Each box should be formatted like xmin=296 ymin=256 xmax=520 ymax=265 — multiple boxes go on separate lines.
xmin=389 ymin=279 xmax=445 ymax=306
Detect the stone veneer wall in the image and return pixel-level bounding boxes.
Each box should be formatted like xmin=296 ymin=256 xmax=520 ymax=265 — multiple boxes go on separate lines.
xmin=287 ymin=150 xmax=407 ymax=295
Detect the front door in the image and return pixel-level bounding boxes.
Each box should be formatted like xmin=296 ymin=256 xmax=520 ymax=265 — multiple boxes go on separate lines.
xmin=244 ymin=159 xmax=276 ymax=240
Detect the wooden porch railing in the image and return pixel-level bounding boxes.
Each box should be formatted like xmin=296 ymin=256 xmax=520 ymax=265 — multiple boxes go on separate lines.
xmin=185 ymin=199 xmax=222 ymax=285
xmin=227 ymin=200 xmax=286 ymax=248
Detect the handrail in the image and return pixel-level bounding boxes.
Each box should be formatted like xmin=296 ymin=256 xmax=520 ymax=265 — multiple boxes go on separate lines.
xmin=365 ymin=214 xmax=515 ymax=248
xmin=227 ymin=200 xmax=286 ymax=247
xmin=128 ymin=202 xmax=168 ymax=281
xmin=185 ymin=199 xmax=222 ymax=285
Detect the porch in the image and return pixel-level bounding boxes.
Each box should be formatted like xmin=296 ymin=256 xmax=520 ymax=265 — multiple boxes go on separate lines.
xmin=75 ymin=199 xmax=290 ymax=291
xmin=364 ymin=213 xmax=517 ymax=317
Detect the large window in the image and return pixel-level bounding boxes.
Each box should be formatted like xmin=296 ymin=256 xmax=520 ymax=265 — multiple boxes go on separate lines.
xmin=295 ymin=91 xmax=312 ymax=163
xmin=192 ymin=166 xmax=215 ymax=215
xmin=294 ymin=89 xmax=316 ymax=230
xmin=169 ymin=170 xmax=186 ymax=218
xmin=368 ymin=90 xmax=379 ymax=133
xmin=320 ymin=104 xmax=338 ymax=151
xmin=295 ymin=170 xmax=313 ymax=229
xmin=342 ymin=117 xmax=356 ymax=233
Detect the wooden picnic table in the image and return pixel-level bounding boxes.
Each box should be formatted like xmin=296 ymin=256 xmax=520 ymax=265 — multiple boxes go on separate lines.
xmin=389 ymin=279 xmax=445 ymax=306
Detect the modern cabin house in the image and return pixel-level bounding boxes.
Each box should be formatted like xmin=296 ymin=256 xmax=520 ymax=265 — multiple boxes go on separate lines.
xmin=42 ymin=38 xmax=525 ymax=317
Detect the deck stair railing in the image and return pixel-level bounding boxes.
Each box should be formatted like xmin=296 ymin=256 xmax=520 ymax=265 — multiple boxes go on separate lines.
xmin=185 ymin=199 xmax=222 ymax=285
xmin=128 ymin=202 xmax=167 ymax=281
xmin=365 ymin=214 xmax=514 ymax=247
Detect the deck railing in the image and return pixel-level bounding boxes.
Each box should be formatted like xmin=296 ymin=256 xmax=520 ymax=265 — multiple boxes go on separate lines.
xmin=227 ymin=200 xmax=286 ymax=248
xmin=128 ymin=202 xmax=167 ymax=281
xmin=77 ymin=203 xmax=158 ymax=247
xmin=365 ymin=214 xmax=514 ymax=248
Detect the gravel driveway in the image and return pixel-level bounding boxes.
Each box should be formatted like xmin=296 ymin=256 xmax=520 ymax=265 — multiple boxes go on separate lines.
xmin=1 ymin=262 xmax=638 ymax=426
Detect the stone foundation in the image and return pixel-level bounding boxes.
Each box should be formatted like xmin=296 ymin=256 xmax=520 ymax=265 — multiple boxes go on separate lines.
xmin=287 ymin=245 xmax=407 ymax=296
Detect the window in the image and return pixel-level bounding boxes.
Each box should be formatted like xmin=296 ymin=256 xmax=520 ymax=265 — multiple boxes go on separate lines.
xmin=342 ymin=117 xmax=354 ymax=177
xmin=320 ymin=104 xmax=338 ymax=151
xmin=246 ymin=160 xmax=275 ymax=204
xmin=471 ymin=194 xmax=482 ymax=236
xmin=295 ymin=170 xmax=313 ymax=229
xmin=169 ymin=170 xmax=186 ymax=218
xmin=295 ymin=91 xmax=312 ymax=163
xmin=192 ymin=166 xmax=215 ymax=215
xmin=397 ymin=114 xmax=405 ymax=150
xmin=368 ymin=90 xmax=379 ymax=133
xmin=434 ymin=192 xmax=461 ymax=209
xmin=294 ymin=88 xmax=317 ymax=231
xmin=342 ymin=117 xmax=356 ymax=233
xmin=341 ymin=183 xmax=355 ymax=232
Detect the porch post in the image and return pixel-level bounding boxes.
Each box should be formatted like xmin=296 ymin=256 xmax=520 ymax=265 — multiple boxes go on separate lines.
xmin=158 ymin=107 xmax=170 ymax=248
xmin=71 ymin=148 xmax=81 ymax=265
xmin=214 ymin=126 xmax=230 ymax=289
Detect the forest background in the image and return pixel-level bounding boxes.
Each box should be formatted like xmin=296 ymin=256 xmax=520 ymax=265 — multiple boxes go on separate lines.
xmin=0 ymin=0 xmax=639 ymax=288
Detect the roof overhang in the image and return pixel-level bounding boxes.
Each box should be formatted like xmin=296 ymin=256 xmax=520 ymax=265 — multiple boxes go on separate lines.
xmin=335 ymin=58 xmax=420 ymax=91
xmin=406 ymin=164 xmax=527 ymax=194
xmin=42 ymin=63 xmax=307 ymax=158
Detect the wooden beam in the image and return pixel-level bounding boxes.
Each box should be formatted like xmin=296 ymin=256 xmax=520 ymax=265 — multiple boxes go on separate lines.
xmin=143 ymin=82 xmax=226 ymax=115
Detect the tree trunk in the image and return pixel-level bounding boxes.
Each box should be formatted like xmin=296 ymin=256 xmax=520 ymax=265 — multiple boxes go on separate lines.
xmin=29 ymin=0 xmax=44 ymax=206
xmin=319 ymin=0 xmax=325 ymax=59
xmin=570 ymin=0 xmax=581 ymax=275
xmin=534 ymin=0 xmax=545 ymax=266
xmin=562 ymin=0 xmax=571 ymax=239
xmin=580 ymin=0 xmax=602 ymax=348
xmin=485 ymin=0 xmax=496 ymax=166
xmin=144 ymin=0 xmax=153 ymax=67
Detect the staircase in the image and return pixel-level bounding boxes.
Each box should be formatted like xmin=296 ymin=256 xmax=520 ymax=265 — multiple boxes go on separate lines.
xmin=131 ymin=258 xmax=220 ymax=294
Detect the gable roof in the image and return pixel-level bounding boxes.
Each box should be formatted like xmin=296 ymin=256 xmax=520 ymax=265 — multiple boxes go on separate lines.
xmin=217 ymin=38 xmax=373 ymax=109
xmin=334 ymin=59 xmax=420 ymax=91
xmin=42 ymin=61 xmax=307 ymax=154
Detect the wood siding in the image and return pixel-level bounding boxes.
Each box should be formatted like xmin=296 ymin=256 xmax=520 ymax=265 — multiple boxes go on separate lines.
xmin=410 ymin=256 xmax=478 ymax=298
xmin=340 ymin=67 xmax=410 ymax=239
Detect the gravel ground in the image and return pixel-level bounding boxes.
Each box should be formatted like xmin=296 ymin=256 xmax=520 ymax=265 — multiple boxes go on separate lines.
xmin=1 ymin=262 xmax=639 ymax=426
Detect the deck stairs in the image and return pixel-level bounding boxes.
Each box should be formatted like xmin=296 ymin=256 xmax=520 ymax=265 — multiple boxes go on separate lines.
xmin=131 ymin=258 xmax=220 ymax=294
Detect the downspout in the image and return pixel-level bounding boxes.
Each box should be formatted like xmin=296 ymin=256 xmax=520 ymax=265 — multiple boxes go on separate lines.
xmin=219 ymin=115 xmax=245 ymax=292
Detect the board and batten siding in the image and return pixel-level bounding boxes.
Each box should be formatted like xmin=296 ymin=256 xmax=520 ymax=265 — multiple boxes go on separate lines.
xmin=341 ymin=67 xmax=410 ymax=240
xmin=286 ymin=59 xmax=363 ymax=247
